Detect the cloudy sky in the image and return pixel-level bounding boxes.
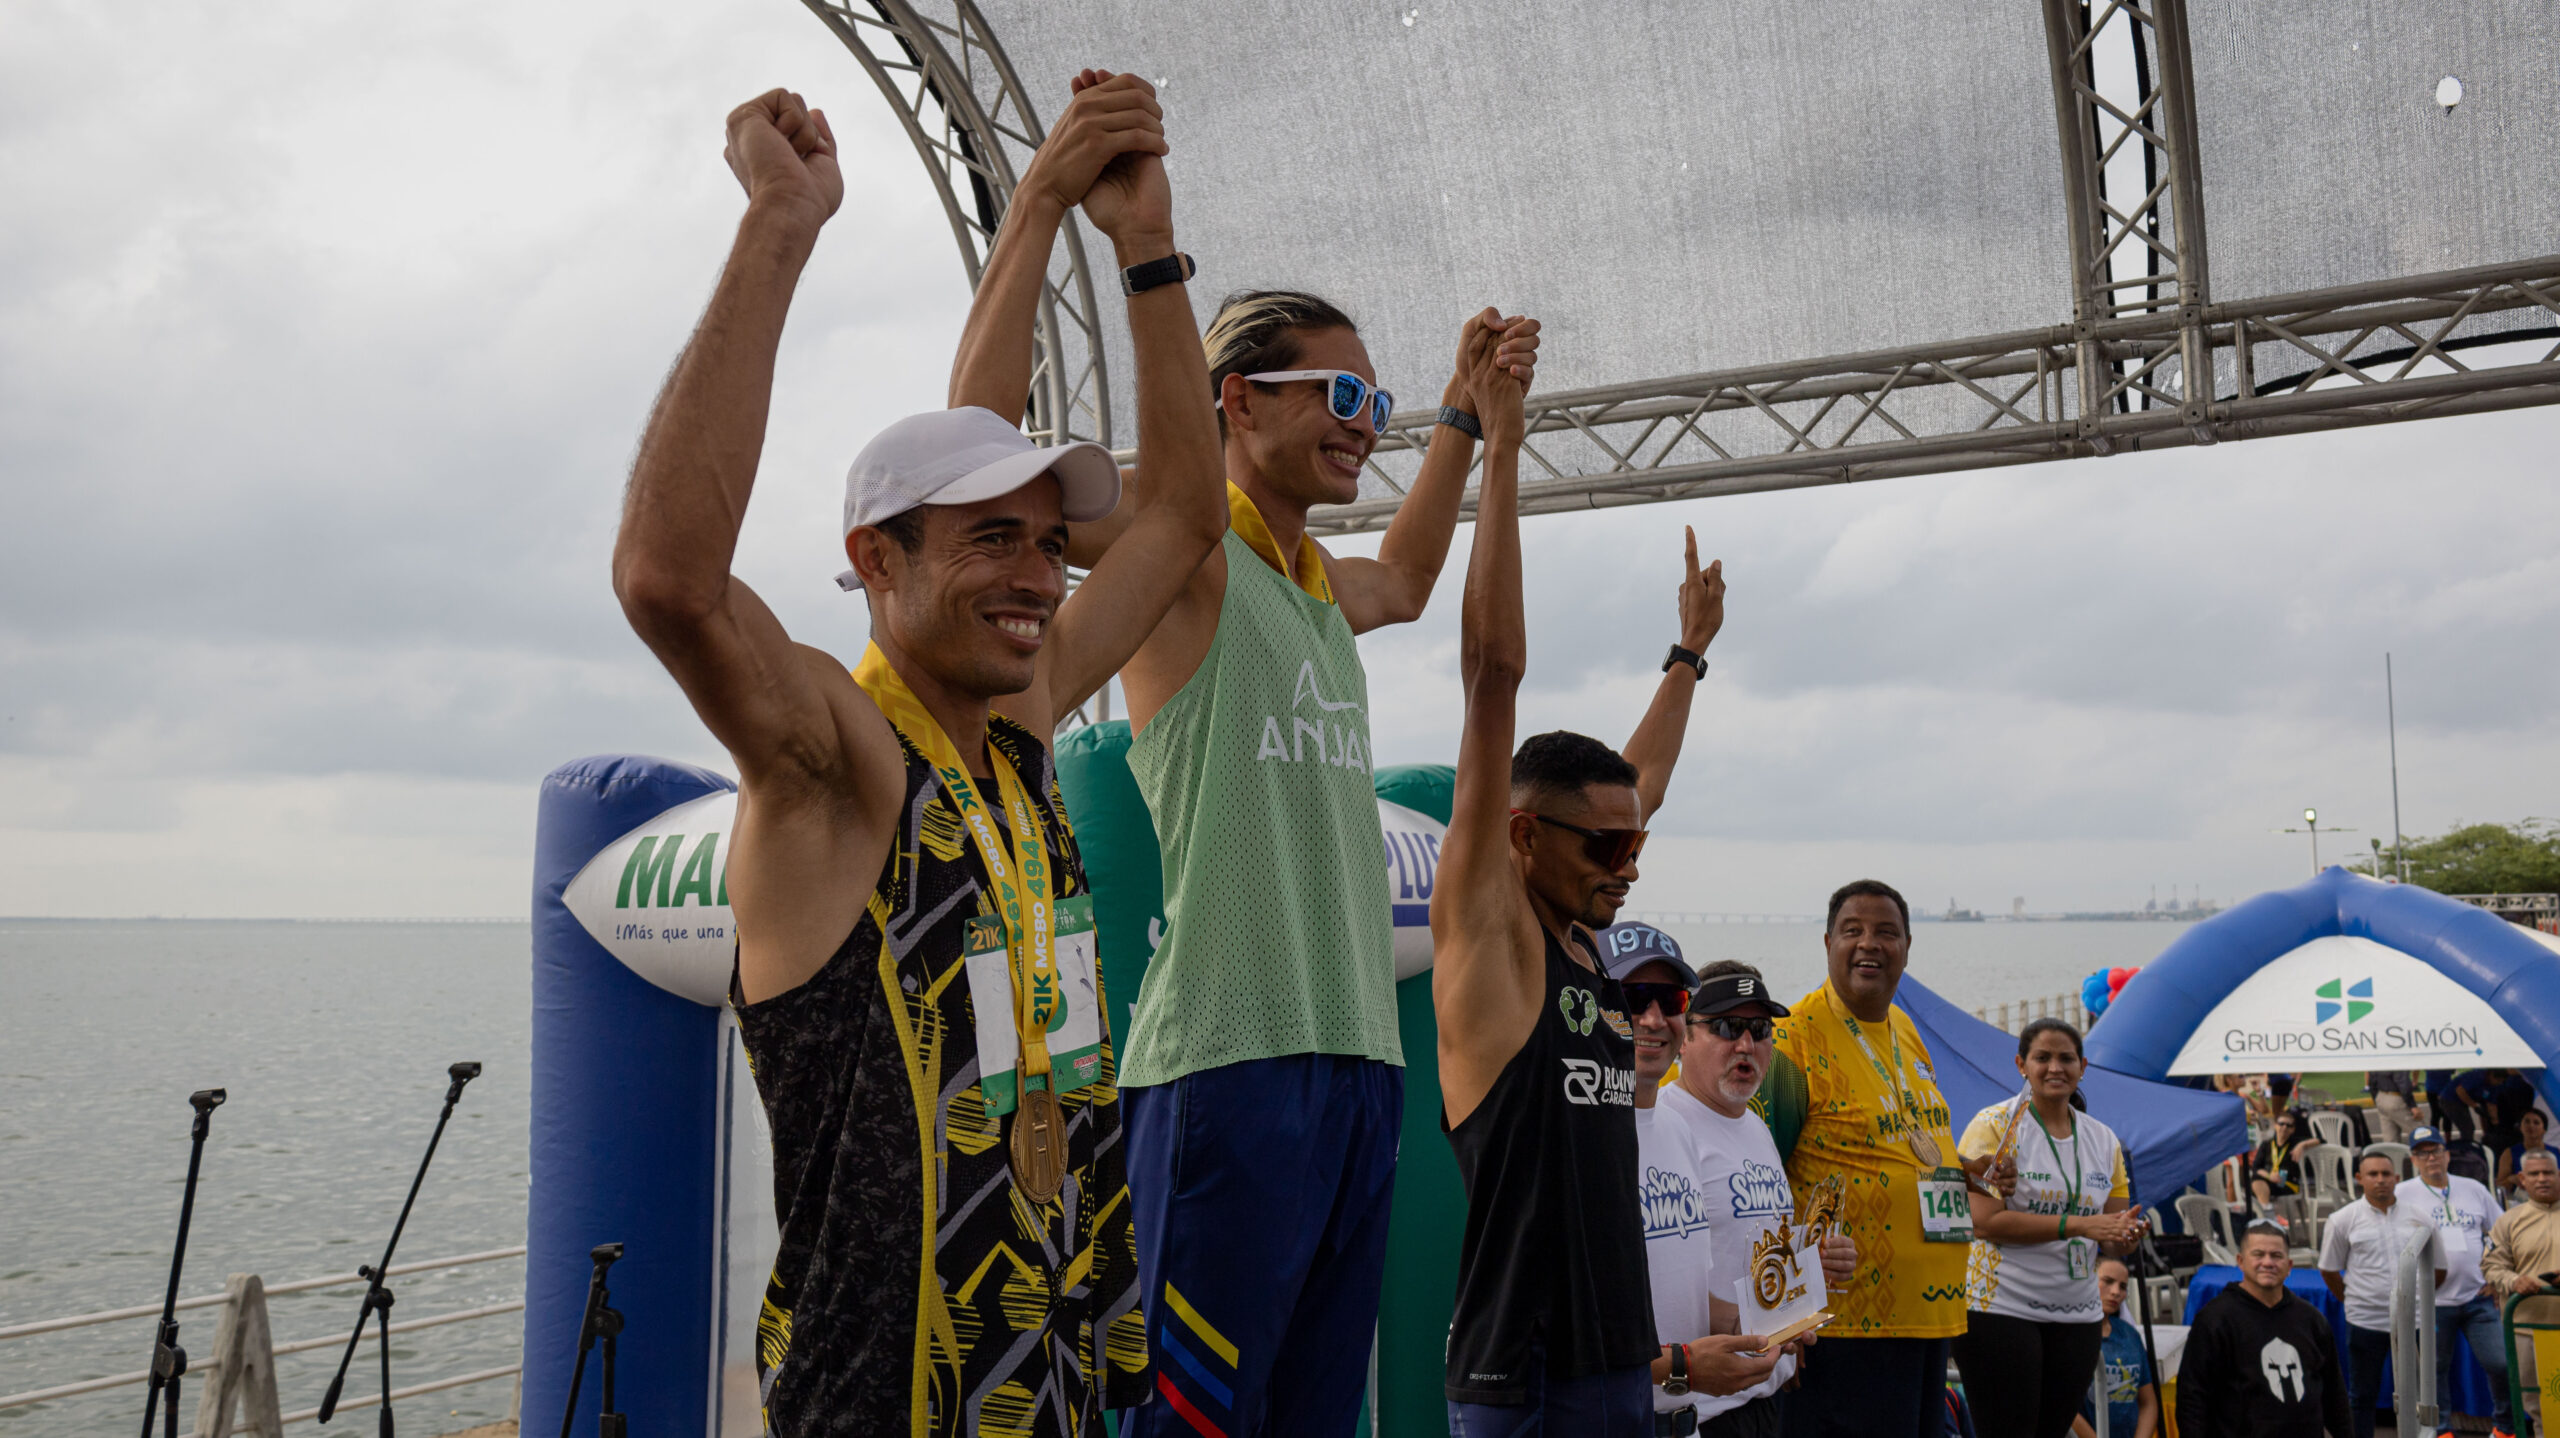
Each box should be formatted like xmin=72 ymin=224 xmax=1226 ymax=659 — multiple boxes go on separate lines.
xmin=4 ymin=0 xmax=2554 ymax=919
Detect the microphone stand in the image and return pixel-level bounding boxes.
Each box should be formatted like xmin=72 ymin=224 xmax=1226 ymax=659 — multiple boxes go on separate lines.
xmin=559 ymin=1243 xmax=626 ymax=1438
xmin=140 ymin=1089 xmax=226 ymax=1438
xmin=318 ymin=1062 xmax=480 ymax=1433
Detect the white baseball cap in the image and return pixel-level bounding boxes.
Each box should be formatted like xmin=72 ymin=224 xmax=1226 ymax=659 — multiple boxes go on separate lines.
xmin=834 ymin=406 xmax=1121 ymax=592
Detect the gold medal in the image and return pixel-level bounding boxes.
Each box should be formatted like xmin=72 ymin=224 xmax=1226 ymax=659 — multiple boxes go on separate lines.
xmin=854 ymin=643 xmax=1080 ymax=1205
xmin=1010 ymin=1087 xmax=1066 ymax=1204
xmin=1833 ymin=989 xmax=1947 ymax=1172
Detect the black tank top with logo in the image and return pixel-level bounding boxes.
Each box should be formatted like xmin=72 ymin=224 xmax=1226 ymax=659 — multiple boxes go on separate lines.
xmin=1443 ymin=925 xmax=1656 ymax=1403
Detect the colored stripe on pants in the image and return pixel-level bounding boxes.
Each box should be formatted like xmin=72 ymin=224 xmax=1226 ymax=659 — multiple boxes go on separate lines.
xmin=1155 ymin=1372 xmax=1229 ymax=1438
xmin=1158 ymin=1323 xmax=1236 ymax=1410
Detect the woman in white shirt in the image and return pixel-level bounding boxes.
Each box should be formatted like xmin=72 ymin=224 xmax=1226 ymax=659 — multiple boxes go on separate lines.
xmin=1949 ymin=1018 xmax=2144 ymax=1438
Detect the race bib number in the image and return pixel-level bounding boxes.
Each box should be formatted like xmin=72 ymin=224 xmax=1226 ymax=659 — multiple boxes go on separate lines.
xmin=1917 ymin=1167 xmax=1974 ymax=1243
xmin=967 ymin=895 xmax=1106 ymax=1115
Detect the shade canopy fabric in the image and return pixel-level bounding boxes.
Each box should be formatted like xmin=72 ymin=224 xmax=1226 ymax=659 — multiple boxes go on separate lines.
xmin=1893 ymin=973 xmax=2248 ymax=1207
xmin=971 ymin=0 xmax=2560 ymax=483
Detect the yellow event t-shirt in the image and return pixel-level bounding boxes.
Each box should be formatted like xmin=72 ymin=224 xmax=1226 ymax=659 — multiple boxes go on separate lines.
xmin=1771 ymin=983 xmax=1968 ymax=1338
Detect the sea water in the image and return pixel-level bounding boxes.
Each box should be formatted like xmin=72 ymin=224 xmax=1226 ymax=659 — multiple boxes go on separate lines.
xmin=0 ymin=921 xmax=529 ymax=1435
xmin=0 ymin=915 xmax=2194 ymax=1434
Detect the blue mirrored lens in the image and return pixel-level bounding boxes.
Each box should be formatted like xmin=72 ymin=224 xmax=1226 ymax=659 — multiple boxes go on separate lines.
xmin=1329 ymin=373 xmax=1363 ymax=423
xmin=1371 ymin=389 xmax=1394 ymax=431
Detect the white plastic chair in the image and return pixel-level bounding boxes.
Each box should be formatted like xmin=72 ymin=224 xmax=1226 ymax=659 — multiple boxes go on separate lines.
xmin=2176 ymin=1192 xmax=2238 ymax=1267
xmin=2368 ymin=1140 xmax=2413 ymax=1180
xmin=2303 ymin=1142 xmax=2353 ymax=1237
xmin=2309 ymin=1109 xmax=2353 ymax=1150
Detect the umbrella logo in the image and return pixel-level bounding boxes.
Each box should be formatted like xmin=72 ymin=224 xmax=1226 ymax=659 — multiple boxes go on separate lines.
xmin=2314 ymin=977 xmax=2374 ymax=1025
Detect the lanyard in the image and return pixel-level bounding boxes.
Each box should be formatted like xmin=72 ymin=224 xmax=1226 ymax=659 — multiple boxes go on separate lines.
xmin=852 ymin=643 xmax=1061 ymax=1087
xmin=2036 ymin=1110 xmax=2084 ymax=1214
xmin=1833 ymin=987 xmax=1928 ymax=1140
xmin=1227 ymin=482 xmax=1334 ymax=602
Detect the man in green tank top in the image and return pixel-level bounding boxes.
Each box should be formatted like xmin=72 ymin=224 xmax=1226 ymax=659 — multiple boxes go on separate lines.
xmin=952 ymin=233 xmax=1540 ymax=1422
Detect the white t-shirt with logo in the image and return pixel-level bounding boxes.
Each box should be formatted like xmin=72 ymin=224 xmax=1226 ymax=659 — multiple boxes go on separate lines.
xmin=1956 ymin=1100 xmax=2131 ymax=1322
xmin=2318 ymin=1196 xmax=2444 ymax=1330
xmin=1636 ymin=1081 xmax=1798 ymax=1420
xmin=2398 ymin=1175 xmax=2503 ymax=1305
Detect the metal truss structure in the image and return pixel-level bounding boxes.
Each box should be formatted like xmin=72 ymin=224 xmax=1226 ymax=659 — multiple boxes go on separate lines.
xmin=807 ymin=0 xmax=2560 ymax=544
xmin=797 ymin=0 xmax=1114 ymax=447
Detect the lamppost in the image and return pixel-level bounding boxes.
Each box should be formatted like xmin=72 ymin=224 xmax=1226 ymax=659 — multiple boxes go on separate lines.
xmin=2278 ymin=808 xmax=2355 ymax=877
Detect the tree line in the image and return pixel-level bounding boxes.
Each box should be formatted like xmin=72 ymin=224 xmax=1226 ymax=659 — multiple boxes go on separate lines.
xmin=2353 ymin=818 xmax=2560 ymax=895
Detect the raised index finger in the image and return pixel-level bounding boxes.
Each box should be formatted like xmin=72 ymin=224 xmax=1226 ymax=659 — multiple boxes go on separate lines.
xmin=1684 ymin=525 xmax=1700 ymax=582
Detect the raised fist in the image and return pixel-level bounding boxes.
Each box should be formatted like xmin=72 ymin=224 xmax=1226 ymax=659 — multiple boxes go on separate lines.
xmin=724 ymin=90 xmax=842 ymax=230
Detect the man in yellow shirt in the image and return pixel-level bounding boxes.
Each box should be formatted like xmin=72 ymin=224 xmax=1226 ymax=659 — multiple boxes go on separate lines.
xmin=1772 ymin=880 xmax=1971 ymax=1437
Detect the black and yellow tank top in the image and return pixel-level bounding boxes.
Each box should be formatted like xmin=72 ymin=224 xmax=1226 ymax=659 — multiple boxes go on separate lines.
xmin=733 ymin=714 xmax=1145 ymax=1436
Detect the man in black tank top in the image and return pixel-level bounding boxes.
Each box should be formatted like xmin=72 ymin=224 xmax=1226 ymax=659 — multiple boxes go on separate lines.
xmin=1430 ymin=339 xmax=1776 ymax=1434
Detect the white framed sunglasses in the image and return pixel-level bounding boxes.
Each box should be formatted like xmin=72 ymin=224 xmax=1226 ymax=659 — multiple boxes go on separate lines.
xmin=1238 ymin=369 xmax=1395 ymax=431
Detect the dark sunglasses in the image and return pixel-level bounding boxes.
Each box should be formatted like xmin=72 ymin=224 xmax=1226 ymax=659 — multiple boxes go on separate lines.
xmin=1689 ymin=1014 xmax=1775 ymax=1043
xmin=1622 ymin=983 xmax=1690 ymax=1019
xmin=1511 ymin=809 xmax=1648 ymax=871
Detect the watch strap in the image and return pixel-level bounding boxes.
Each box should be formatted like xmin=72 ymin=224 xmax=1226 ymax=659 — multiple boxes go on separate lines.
xmin=1665 ymin=1341 xmax=1689 ymax=1394
xmin=1663 ymin=644 xmax=1708 ymax=678
xmin=1436 ymin=405 xmax=1483 ymax=440
xmin=1120 ymin=251 xmax=1196 ymax=296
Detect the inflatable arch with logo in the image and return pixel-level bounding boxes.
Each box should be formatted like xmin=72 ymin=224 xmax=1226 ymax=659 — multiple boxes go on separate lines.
xmin=523 ymin=733 xmax=1463 ymax=1436
xmin=2086 ymin=867 xmax=2560 ymax=1112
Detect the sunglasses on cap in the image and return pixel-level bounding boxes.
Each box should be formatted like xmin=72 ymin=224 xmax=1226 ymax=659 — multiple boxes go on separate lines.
xmin=1242 ymin=369 xmax=1395 ymax=432
xmin=1622 ymin=983 xmax=1689 ymax=1019
xmin=1510 ymin=810 xmax=1648 ymax=871
xmin=1690 ymin=1015 xmax=1775 ymax=1043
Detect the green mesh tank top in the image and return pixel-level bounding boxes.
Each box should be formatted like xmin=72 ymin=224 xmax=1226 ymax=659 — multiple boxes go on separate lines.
xmin=1119 ymin=530 xmax=1402 ymax=1086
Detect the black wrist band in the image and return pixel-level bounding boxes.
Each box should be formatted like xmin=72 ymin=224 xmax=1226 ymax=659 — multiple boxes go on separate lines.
xmin=1120 ymin=251 xmax=1195 ymax=296
xmin=1663 ymin=644 xmax=1708 ymax=679
xmin=1437 ymin=406 xmax=1482 ymax=440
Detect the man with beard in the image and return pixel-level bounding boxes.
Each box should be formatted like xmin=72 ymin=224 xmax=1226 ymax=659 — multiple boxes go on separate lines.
xmin=1628 ymin=948 xmax=1857 ymax=1438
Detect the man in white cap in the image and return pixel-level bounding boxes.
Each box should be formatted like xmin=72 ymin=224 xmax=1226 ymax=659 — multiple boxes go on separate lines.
xmin=2400 ymin=1125 xmax=2516 ymax=1437
xmin=1627 ymin=948 xmax=1857 ymax=1438
xmin=612 ymin=78 xmax=1226 ymax=1437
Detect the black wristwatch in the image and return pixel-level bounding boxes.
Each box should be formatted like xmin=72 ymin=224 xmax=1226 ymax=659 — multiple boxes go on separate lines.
xmin=1437 ymin=405 xmax=1483 ymax=440
xmin=1663 ymin=644 xmax=1709 ymax=679
xmin=1120 ymin=251 xmax=1195 ymax=296
xmin=1663 ymin=1341 xmax=1690 ymax=1396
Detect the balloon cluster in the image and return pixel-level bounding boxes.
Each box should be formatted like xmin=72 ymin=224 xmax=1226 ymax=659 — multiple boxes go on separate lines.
xmin=2079 ymin=966 xmax=2137 ymax=1018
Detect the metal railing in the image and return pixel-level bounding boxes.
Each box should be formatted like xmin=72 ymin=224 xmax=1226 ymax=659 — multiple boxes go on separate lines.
xmin=2391 ymin=1225 xmax=2442 ymax=1437
xmin=1976 ymin=993 xmax=2093 ymax=1034
xmin=0 ymin=1246 xmax=523 ymax=1429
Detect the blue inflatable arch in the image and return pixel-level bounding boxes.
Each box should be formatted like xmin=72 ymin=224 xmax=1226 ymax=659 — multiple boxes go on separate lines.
xmin=2086 ymin=868 xmax=2560 ymax=1112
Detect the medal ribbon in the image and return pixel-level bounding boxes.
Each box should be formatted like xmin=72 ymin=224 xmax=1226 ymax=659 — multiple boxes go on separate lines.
xmin=853 ymin=643 xmax=1061 ymax=1091
xmin=1832 ymin=986 xmax=1932 ymax=1153
xmin=1228 ymin=482 xmax=1334 ymax=603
